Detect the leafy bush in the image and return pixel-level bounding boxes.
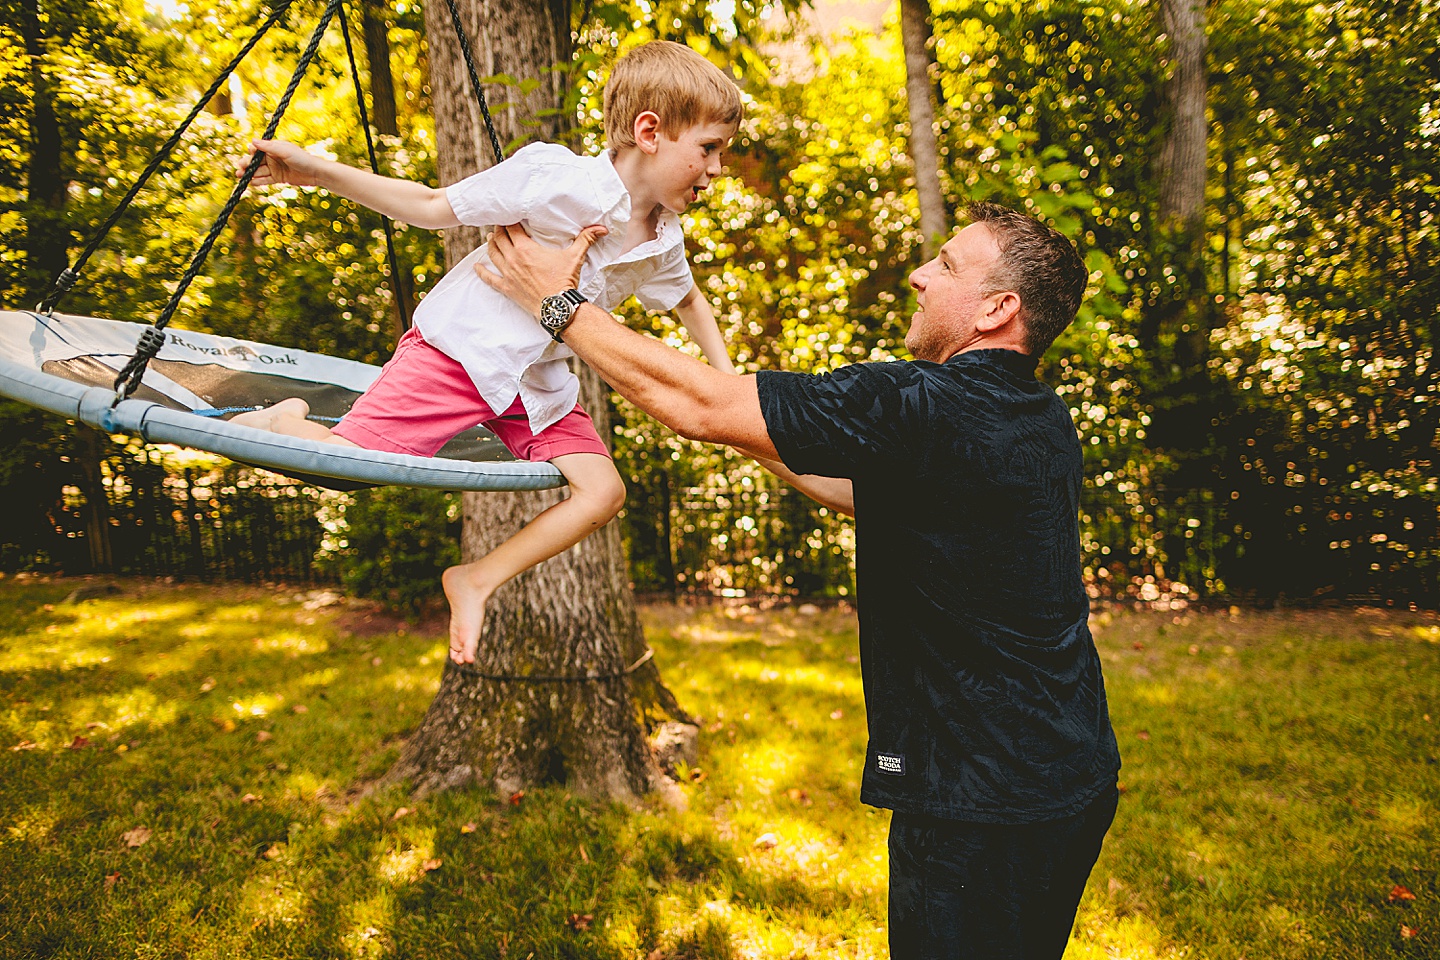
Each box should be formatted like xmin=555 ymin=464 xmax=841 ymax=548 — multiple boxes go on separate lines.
xmin=317 ymin=486 xmax=461 ymax=614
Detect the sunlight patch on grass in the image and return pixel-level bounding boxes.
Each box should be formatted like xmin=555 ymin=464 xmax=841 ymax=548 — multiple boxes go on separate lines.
xmin=239 ymin=868 xmax=310 ymax=927
xmin=376 ymin=826 xmax=437 ymax=886
xmin=1131 ymin=681 xmax=1178 ymax=707
xmin=5 ymin=805 xmax=60 ymax=844
xmin=0 ymin=639 xmax=114 ymax=673
xmin=734 ymin=741 xmax=799 ymax=793
xmin=296 ymin=667 xmax=341 ymax=688
xmin=253 ymin=630 xmax=330 ymax=656
xmin=1073 ymin=904 xmax=1189 ymax=959
xmin=70 ymin=686 xmax=180 ymax=732
xmin=675 ymin=621 xmax=759 ymax=645
xmin=340 ymin=892 xmax=397 ymax=959
xmin=231 ymin=693 xmax=284 ymax=718
xmin=1374 ymin=795 xmax=1430 ymax=835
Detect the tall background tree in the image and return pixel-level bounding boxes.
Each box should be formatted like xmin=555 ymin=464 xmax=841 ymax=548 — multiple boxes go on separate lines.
xmin=899 ymin=0 xmax=948 ymax=258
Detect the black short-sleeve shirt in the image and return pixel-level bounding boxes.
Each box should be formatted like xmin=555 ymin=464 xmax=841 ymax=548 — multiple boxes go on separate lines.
xmin=757 ymin=349 xmax=1121 ymax=823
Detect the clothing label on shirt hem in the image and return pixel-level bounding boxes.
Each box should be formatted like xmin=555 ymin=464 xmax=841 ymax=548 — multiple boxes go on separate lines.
xmin=875 ymin=753 xmax=907 ymax=776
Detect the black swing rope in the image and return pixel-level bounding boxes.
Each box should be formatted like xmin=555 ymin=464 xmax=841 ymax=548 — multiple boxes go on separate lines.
xmin=336 ymin=1 xmax=410 ymax=331
xmin=97 ymin=0 xmax=511 ymax=403
xmin=110 ymin=0 xmax=345 ymax=402
xmin=448 ymin=647 xmax=654 ymax=683
xmin=35 ymin=0 xmax=299 ymax=317
xmin=62 ymin=2 xmax=639 ymax=688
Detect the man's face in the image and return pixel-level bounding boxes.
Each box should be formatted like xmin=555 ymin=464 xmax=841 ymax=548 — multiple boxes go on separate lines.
xmin=905 ymin=223 xmax=1004 ymax=362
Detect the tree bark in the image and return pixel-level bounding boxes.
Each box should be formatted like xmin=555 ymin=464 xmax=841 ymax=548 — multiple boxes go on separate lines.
xmin=384 ymin=0 xmax=688 ymax=802
xmin=359 ymin=0 xmax=416 ymax=335
xmin=361 ymin=0 xmax=400 ymax=137
xmin=899 ymin=0 xmax=948 ymax=260
xmin=22 ymin=0 xmax=69 ymax=302
xmin=1144 ymin=0 xmax=1210 ymax=365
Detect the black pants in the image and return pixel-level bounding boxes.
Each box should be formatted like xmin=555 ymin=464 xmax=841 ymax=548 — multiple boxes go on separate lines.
xmin=887 ymin=784 xmax=1119 ymax=960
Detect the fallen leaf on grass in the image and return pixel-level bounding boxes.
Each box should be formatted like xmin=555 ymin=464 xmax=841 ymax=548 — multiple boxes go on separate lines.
xmin=241 ymin=793 xmax=262 ymax=804
xmin=1132 ymin=641 xmax=1146 ymax=651
xmin=200 ymin=677 xmax=216 ymax=692
xmin=460 ymin=822 xmax=478 ymax=834
xmin=422 ymin=858 xmax=442 ymax=873
xmin=647 ymin=949 xmax=667 ymax=960
xmin=67 ymin=736 xmax=91 ymax=750
xmin=390 ymin=807 xmax=413 ymax=821
xmin=1390 ymin=884 xmax=1417 ymax=902
xmin=579 ymin=845 xmax=589 ymax=863
xmin=509 ymin=791 xmax=525 ymax=806
xmin=1136 ymin=730 xmax=1151 ymax=741
xmin=10 ymin=741 xmax=37 ymax=751
xmin=1401 ymin=925 xmax=1418 ymax=939
xmin=262 ymin=844 xmax=283 ymax=860
xmin=786 ymin=788 xmax=812 ymax=805
xmin=104 ymin=872 xmax=121 ymax=891
xmin=121 ymin=826 xmax=151 ymax=848
xmin=1108 ymin=877 xmax=1124 ymax=895
xmin=830 ymin=709 xmax=844 ymax=720
xmin=753 ymin=832 xmax=779 ymax=850
xmin=255 ymin=730 xmax=273 ymax=743
xmin=291 ymin=704 xmax=308 ymax=714
xmin=567 ymin=913 xmax=593 ymax=931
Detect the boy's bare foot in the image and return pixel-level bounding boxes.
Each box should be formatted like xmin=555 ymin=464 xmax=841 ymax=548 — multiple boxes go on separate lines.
xmin=231 ymin=397 xmax=311 ymax=430
xmin=442 ymin=565 xmax=494 ymax=664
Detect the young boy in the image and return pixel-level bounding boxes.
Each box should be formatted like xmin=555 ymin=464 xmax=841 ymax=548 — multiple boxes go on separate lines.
xmin=232 ymin=41 xmax=740 ymax=665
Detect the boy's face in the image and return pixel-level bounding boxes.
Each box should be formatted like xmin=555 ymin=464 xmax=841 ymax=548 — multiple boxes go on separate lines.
xmin=647 ymin=119 xmax=737 ymax=215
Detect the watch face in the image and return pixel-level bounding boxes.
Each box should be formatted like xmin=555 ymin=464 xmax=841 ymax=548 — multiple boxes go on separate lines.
xmin=541 ymin=295 xmax=569 ymax=331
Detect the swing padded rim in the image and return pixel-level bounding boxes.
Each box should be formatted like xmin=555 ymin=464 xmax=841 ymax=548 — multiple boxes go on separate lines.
xmin=0 ymin=311 xmax=565 ymax=492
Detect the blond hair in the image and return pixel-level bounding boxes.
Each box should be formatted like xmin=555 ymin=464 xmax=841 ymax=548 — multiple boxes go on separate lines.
xmin=604 ymin=41 xmax=743 ymax=148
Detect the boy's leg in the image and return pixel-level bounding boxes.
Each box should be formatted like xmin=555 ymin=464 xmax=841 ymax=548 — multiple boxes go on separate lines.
xmin=443 ymin=452 xmax=624 ymax=664
xmin=230 ymin=398 xmax=362 ymax=446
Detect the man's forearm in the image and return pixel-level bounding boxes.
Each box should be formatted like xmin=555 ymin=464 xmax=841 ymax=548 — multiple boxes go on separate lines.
xmin=564 ymin=303 xmax=778 ymax=459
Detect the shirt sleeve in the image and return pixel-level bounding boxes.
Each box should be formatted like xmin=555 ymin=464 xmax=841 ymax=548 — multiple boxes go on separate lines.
xmin=444 ymin=142 xmax=572 ymax=228
xmin=634 ymin=244 xmax=695 ymax=311
xmin=756 ymin=362 xmax=924 ymax=478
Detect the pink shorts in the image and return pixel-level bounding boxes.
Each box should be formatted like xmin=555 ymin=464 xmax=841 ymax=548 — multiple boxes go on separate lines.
xmin=332 ymin=327 xmax=610 ymax=461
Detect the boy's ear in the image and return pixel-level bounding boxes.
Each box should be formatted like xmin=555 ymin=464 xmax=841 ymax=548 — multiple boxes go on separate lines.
xmin=632 ymin=111 xmax=662 ymax=154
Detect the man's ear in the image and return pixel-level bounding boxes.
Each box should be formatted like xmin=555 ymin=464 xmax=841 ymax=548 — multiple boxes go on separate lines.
xmin=976 ymin=291 xmax=1022 ymax=333
xmin=633 ymin=111 xmax=662 ymax=154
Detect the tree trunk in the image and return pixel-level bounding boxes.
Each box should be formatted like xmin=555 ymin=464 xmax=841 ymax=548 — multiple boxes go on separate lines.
xmin=359 ymin=0 xmax=416 ymax=335
xmin=1144 ymin=0 xmax=1209 ymax=364
xmin=22 ymin=0 xmax=69 ymax=302
xmin=361 ymin=0 xmax=400 ymax=137
xmin=384 ymin=0 xmax=689 ymax=802
xmin=899 ymin=0 xmax=948 ymax=260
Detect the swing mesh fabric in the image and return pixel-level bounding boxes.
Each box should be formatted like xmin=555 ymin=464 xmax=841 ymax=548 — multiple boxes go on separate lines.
xmin=0 ymin=310 xmax=564 ymax=492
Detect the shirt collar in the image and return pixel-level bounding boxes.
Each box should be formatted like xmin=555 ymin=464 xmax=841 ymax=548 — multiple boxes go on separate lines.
xmin=950 ymin=347 xmax=1040 ymax=378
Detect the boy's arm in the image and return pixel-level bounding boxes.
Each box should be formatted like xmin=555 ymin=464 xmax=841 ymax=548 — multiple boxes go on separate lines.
xmin=672 ymin=283 xmax=736 ymax=374
xmin=754 ymin=456 xmax=856 ymax=517
xmin=239 ymin=138 xmax=461 ymax=230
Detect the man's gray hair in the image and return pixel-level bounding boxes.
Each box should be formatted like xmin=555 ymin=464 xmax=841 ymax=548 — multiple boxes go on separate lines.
xmin=965 ymin=202 xmax=1088 ymax=356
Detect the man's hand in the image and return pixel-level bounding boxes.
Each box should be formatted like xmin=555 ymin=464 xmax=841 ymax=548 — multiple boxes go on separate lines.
xmin=477 ymin=223 xmax=607 ymax=317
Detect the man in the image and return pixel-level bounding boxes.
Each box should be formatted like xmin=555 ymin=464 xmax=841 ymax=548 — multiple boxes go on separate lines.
xmin=479 ymin=202 xmax=1122 ymax=959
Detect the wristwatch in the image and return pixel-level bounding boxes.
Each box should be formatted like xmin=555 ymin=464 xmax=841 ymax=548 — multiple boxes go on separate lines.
xmin=539 ymin=289 xmax=587 ymax=343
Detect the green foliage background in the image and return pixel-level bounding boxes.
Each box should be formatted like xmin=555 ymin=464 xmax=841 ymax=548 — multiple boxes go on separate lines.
xmin=0 ymin=0 xmax=1435 ymax=606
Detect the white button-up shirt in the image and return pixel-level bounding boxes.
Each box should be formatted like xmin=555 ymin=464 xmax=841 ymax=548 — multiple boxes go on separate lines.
xmin=413 ymin=142 xmax=694 ymax=434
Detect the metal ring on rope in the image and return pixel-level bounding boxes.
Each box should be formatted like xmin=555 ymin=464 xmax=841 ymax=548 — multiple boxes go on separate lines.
xmin=448 ymin=648 xmax=654 ymax=683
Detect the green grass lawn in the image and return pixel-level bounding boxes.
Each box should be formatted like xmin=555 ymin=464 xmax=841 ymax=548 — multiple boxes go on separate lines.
xmin=0 ymin=577 xmax=1435 ymax=959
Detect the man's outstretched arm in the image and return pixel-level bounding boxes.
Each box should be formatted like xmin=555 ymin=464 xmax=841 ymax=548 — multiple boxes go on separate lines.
xmin=478 ymin=224 xmax=780 ymax=460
